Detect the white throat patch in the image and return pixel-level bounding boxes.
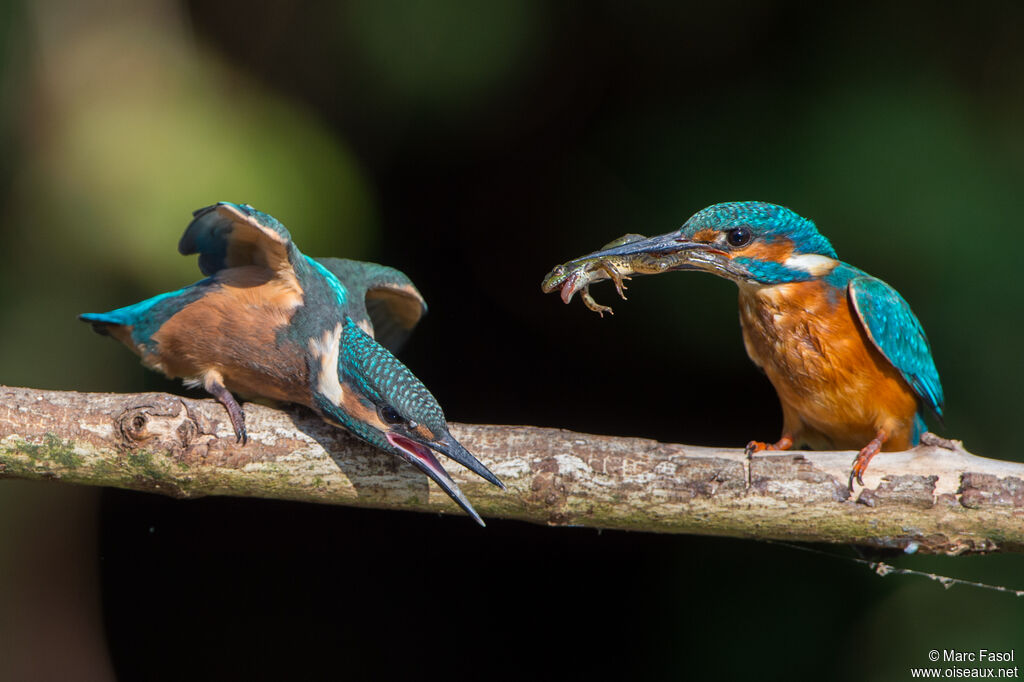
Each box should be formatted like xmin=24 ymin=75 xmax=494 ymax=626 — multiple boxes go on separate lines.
xmin=309 ymin=323 xmax=344 ymax=405
xmin=783 ymin=253 xmax=838 ymax=276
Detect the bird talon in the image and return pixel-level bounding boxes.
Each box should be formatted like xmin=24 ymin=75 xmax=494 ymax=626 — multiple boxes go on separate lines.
xmin=204 ymin=374 xmax=248 ymax=445
xmin=744 ymin=440 xmax=768 ymax=457
xmin=848 ymin=430 xmax=885 ymax=491
xmin=745 ymin=435 xmax=792 ymax=458
xmin=848 ymin=467 xmax=865 ymax=491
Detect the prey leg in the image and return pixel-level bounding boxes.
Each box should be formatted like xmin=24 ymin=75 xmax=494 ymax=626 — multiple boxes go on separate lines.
xmin=204 ymin=371 xmax=247 ymax=444
xmin=849 ymin=429 xmax=886 ymax=490
xmin=598 ymin=262 xmax=631 ymax=300
xmin=581 ymin=285 xmax=615 ymax=317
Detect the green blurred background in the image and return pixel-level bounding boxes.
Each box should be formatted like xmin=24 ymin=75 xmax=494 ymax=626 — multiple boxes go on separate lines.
xmin=0 ymin=1 xmax=1021 ymax=679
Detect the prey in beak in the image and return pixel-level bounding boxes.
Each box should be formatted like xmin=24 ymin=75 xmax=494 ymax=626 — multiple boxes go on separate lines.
xmin=541 ymin=231 xmax=735 ymax=315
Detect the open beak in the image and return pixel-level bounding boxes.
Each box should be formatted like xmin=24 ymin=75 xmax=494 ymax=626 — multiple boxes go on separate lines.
xmin=385 ymin=430 xmax=503 ymax=527
xmin=430 ymin=432 xmax=505 ymax=490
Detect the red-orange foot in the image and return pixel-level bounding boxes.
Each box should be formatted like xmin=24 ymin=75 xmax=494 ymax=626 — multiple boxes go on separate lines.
xmin=744 ymin=435 xmax=794 ymax=457
xmin=849 ymin=430 xmax=887 ymax=490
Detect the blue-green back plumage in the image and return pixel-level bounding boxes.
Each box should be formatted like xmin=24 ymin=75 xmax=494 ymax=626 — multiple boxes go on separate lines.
xmin=846 ymin=271 xmax=944 ymax=418
xmin=304 ymin=256 xmax=349 ymax=307
xmin=821 ymin=263 xmax=944 ymax=421
xmin=315 ymin=258 xmax=427 ymax=352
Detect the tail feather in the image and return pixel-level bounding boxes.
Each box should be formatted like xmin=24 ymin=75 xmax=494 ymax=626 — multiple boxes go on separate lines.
xmin=79 ymin=312 xmax=129 ymax=336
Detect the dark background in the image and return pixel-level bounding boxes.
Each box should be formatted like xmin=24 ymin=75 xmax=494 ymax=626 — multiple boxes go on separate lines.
xmin=1 ymin=1 xmax=1022 ymax=680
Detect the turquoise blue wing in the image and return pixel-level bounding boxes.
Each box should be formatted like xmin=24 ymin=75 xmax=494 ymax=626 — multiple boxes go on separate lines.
xmin=179 ymin=202 xmax=299 ymax=277
xmin=315 ymin=258 xmax=427 ymax=352
xmin=848 ymin=275 xmax=944 ymax=417
xmin=80 ymin=280 xmax=212 ymax=349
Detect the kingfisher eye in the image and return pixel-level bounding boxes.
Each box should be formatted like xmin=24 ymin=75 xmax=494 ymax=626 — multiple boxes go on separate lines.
xmin=379 ymin=405 xmax=404 ymax=425
xmin=726 ymin=227 xmax=752 ymax=247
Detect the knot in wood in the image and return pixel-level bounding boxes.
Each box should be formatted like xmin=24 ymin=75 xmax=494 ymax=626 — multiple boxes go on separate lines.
xmin=116 ymin=395 xmax=198 ymax=451
xmin=117 ymin=407 xmax=152 ymax=446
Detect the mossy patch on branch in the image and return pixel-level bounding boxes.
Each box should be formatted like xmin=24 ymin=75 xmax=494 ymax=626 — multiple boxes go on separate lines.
xmin=12 ymin=433 xmax=83 ymax=468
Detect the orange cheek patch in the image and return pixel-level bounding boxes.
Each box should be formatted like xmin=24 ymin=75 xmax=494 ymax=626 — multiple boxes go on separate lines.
xmin=689 ymin=228 xmax=720 ymax=243
xmin=340 ymin=388 xmax=379 ymax=426
xmin=733 ymin=238 xmax=794 ymax=263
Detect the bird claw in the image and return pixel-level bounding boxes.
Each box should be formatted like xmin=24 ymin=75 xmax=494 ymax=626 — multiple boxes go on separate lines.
xmin=744 ymin=440 xmax=769 ymax=457
xmin=205 ymin=377 xmax=249 ymax=446
xmin=227 ymin=409 xmax=248 ymax=445
xmin=745 ymin=435 xmax=793 ymax=458
xmin=848 ymin=431 xmax=885 ymax=491
xmin=848 ymin=468 xmax=864 ymax=490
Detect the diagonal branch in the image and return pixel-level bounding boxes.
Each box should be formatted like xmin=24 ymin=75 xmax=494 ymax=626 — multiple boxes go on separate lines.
xmin=1 ymin=385 xmax=1021 ymax=555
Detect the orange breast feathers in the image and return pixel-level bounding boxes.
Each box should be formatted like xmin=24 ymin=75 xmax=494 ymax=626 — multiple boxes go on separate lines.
xmin=148 ymin=267 xmax=309 ymax=405
xmin=736 ymin=280 xmax=919 ymax=451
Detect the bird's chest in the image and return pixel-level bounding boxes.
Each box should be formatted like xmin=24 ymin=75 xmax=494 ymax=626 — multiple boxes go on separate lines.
xmin=736 ymin=281 xmax=877 ymax=413
xmin=738 ymin=282 xmax=846 ymax=372
xmin=736 ymin=281 xmax=919 ymax=449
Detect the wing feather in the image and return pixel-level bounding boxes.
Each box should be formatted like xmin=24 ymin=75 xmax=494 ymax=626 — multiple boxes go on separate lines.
xmin=179 ymin=202 xmax=297 ymax=278
xmin=315 ymin=258 xmax=427 ymax=352
xmin=848 ymin=275 xmax=944 ymax=417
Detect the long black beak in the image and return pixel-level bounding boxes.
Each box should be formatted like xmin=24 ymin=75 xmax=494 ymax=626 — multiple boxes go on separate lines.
xmin=582 ymin=231 xmax=693 ymax=259
xmin=431 ymin=432 xmax=506 ymax=490
xmin=386 ymin=430 xmax=503 ymax=527
xmin=583 ymin=231 xmax=738 ymax=280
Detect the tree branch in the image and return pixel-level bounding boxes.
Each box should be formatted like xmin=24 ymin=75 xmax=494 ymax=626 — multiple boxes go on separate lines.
xmin=1 ymin=385 xmax=1021 ymax=554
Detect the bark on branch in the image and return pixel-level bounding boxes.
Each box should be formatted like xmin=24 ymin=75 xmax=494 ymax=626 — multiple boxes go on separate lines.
xmin=1 ymin=385 xmax=1021 ymax=555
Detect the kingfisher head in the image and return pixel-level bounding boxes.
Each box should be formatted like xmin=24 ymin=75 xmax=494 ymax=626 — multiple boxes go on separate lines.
xmin=308 ymin=320 xmax=503 ymax=525
xmin=587 ymin=201 xmax=839 ymax=285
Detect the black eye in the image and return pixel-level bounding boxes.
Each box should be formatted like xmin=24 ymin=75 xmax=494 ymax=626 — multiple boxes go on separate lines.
xmin=726 ymin=227 xmax=752 ymax=247
xmin=379 ymin=405 xmax=404 ymax=425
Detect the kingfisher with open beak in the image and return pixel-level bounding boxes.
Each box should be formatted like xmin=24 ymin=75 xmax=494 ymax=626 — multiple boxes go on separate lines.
xmin=544 ymin=201 xmax=944 ymax=489
xmin=81 ymin=202 xmax=504 ymax=524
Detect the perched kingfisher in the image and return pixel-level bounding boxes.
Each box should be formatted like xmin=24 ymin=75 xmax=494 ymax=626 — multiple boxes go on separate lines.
xmin=81 ymin=202 xmax=504 ymax=524
xmin=544 ymin=201 xmax=944 ymax=488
